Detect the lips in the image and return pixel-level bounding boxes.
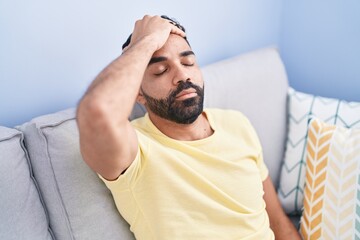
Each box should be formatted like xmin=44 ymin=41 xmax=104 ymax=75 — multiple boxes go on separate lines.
xmin=175 ymin=88 xmax=197 ymax=100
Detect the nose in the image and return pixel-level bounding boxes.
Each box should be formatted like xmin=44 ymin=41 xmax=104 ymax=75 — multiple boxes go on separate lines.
xmin=172 ymin=64 xmax=191 ymax=85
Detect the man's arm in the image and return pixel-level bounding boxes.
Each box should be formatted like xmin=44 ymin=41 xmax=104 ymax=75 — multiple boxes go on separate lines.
xmin=263 ymin=176 xmax=302 ymax=240
xmin=76 ymin=15 xmax=185 ymax=180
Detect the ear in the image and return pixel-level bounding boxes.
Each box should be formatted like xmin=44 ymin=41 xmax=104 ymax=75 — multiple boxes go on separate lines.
xmin=136 ymin=90 xmax=146 ymax=105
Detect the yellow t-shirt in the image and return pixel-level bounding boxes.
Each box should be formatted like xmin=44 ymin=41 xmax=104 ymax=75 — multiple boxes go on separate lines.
xmin=101 ymin=108 xmax=274 ymax=240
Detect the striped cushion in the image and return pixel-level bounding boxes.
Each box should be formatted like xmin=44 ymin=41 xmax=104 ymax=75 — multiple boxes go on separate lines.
xmin=278 ymin=88 xmax=360 ymax=214
xmin=300 ymin=118 xmax=360 ymax=239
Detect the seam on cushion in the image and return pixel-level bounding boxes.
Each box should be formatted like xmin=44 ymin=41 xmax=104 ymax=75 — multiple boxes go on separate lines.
xmin=39 ymin=118 xmax=76 ymax=240
xmin=38 ymin=117 xmax=75 ymax=128
xmin=0 ymin=131 xmax=22 ymax=142
xmin=20 ymin=134 xmax=56 ymax=240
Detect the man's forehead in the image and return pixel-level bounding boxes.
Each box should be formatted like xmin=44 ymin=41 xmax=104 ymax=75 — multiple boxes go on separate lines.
xmin=156 ymin=34 xmax=190 ymax=50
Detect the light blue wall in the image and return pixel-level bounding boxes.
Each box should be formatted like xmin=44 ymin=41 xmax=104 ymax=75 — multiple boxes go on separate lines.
xmin=1 ymin=1 xmax=360 ymax=128
xmin=279 ymin=0 xmax=360 ymax=102
xmin=0 ymin=0 xmax=282 ymax=127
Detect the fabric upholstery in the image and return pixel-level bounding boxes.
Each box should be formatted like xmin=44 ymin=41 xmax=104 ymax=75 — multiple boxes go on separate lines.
xmin=18 ymin=109 xmax=135 ymax=240
xmin=0 ymin=126 xmax=53 ymax=240
xmin=278 ymin=88 xmax=360 ymax=214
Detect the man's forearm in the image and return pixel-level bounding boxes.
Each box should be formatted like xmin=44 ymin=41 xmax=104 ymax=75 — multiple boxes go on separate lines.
xmin=270 ymin=214 xmax=301 ymax=240
xmin=263 ymin=177 xmax=301 ymax=240
xmin=81 ymin=37 xmax=157 ymax=120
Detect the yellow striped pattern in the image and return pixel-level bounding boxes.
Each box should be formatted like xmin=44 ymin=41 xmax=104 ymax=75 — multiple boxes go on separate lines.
xmin=300 ymin=118 xmax=360 ymax=240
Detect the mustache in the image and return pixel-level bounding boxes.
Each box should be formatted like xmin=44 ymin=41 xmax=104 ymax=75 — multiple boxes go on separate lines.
xmin=168 ymin=81 xmax=203 ymax=100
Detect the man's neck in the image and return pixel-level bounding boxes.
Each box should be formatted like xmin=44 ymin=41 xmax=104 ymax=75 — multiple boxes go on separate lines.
xmin=147 ymin=111 xmax=214 ymax=141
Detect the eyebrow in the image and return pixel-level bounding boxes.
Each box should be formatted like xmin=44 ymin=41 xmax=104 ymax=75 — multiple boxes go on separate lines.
xmin=180 ymin=50 xmax=195 ymax=57
xmin=148 ymin=56 xmax=167 ymax=65
xmin=148 ymin=51 xmax=195 ymax=66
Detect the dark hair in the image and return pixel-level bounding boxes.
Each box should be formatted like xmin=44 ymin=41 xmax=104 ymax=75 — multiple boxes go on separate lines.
xmin=122 ymin=15 xmax=189 ymax=50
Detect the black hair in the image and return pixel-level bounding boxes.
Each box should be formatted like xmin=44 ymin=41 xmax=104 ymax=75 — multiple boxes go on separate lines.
xmin=122 ymin=15 xmax=189 ymax=50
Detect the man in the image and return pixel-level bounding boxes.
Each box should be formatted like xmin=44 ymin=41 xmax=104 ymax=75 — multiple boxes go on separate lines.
xmin=77 ymin=15 xmax=300 ymax=239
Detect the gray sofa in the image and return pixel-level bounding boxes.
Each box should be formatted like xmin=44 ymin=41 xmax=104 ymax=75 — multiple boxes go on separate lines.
xmin=0 ymin=47 xmax=295 ymax=240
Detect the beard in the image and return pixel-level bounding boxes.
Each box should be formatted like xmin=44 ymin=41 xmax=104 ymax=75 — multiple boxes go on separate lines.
xmin=141 ymin=81 xmax=204 ymax=124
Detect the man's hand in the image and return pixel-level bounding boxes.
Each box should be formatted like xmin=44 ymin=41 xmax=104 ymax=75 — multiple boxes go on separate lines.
xmin=123 ymin=15 xmax=186 ymax=53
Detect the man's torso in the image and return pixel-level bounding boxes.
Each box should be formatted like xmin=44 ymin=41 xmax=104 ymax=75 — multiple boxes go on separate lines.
xmin=100 ymin=108 xmax=274 ymax=240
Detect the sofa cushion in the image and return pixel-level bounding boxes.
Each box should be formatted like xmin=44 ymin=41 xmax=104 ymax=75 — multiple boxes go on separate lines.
xmin=202 ymin=47 xmax=289 ymax=187
xmin=300 ymin=118 xmax=360 ymax=239
xmin=0 ymin=126 xmax=53 ymax=240
xmin=278 ymin=88 xmax=360 ymax=214
xmin=18 ymin=109 xmax=135 ymax=240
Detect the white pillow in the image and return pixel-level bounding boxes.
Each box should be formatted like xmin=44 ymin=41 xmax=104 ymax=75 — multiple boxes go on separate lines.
xmin=278 ymin=88 xmax=360 ymax=214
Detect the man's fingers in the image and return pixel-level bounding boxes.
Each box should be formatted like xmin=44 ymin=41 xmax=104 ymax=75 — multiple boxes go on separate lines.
xmin=124 ymin=15 xmax=186 ymax=53
xmin=136 ymin=15 xmax=186 ymax=37
xmin=169 ymin=24 xmax=186 ymax=37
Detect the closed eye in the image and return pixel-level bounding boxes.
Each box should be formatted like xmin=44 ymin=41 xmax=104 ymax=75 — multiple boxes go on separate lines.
xmin=154 ymin=69 xmax=168 ymax=76
xmin=181 ymin=54 xmax=196 ymax=67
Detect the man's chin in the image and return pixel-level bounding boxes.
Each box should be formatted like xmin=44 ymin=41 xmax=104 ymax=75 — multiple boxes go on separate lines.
xmin=168 ymin=105 xmax=203 ymax=124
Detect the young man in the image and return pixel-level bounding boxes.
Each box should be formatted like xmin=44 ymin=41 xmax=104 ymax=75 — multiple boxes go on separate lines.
xmin=77 ymin=15 xmax=300 ymax=240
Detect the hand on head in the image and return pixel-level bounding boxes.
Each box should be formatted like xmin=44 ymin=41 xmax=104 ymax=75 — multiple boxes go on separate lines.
xmin=122 ymin=15 xmax=186 ymax=53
